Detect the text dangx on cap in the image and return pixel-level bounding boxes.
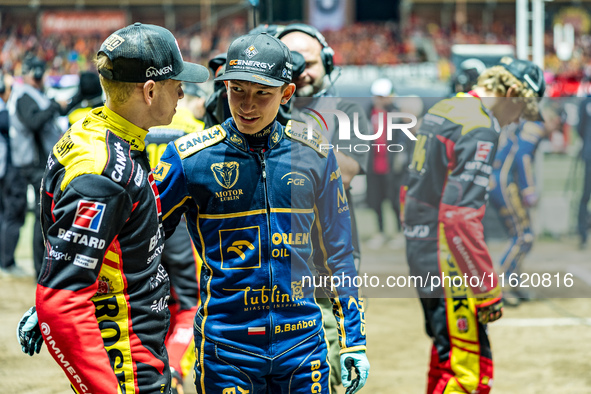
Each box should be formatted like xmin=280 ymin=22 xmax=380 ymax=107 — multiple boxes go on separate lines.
xmin=98 ymin=23 xmax=209 ymax=84
xmin=215 ymin=33 xmax=293 ymax=87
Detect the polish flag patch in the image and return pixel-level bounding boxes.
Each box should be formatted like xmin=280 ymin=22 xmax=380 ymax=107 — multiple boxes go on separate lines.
xmin=248 ymin=327 xmax=265 ymax=335
xmin=72 ymin=200 xmax=106 ymax=232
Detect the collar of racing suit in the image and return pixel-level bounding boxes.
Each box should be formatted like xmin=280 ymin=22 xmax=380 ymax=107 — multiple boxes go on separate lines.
xmin=224 ymin=117 xmax=285 ymax=152
xmin=88 ymin=106 xmax=148 ymax=151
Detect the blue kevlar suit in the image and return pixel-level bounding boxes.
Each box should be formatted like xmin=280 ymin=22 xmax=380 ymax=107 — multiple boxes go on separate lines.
xmin=489 ymin=120 xmax=545 ymax=279
xmin=155 ymin=118 xmax=366 ymax=393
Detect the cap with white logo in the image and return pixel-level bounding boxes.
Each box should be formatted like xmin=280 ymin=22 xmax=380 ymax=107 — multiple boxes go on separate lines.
xmin=98 ymin=23 xmax=209 ymax=84
xmin=498 ymin=57 xmax=545 ymax=98
xmin=215 ymin=33 xmax=293 ymax=87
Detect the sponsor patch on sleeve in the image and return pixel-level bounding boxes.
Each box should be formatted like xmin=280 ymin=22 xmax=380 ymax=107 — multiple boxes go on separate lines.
xmin=73 ymin=254 xmax=99 ymax=270
xmin=72 ymin=200 xmax=106 ymax=232
xmin=474 ymin=141 xmax=494 ymax=162
xmin=134 ymin=166 xmax=144 ymax=187
xmin=174 ymin=126 xmax=226 ymax=159
xmin=152 ymin=161 xmax=171 ymax=182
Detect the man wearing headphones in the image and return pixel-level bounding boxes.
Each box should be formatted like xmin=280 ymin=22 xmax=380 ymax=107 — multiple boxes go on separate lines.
xmin=280 ymin=24 xmax=370 ymax=393
xmin=0 ymin=72 xmax=13 ymax=275
xmin=1 ymin=56 xmax=64 ymax=278
xmin=279 ymin=24 xmax=334 ymax=97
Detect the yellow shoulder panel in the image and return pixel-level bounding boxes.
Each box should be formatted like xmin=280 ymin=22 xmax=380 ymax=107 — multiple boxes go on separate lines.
xmin=174 ymin=125 xmax=226 ymax=159
xmin=429 ymin=95 xmax=491 ymax=135
xmin=54 ymin=124 xmax=109 ymax=191
xmin=284 ymin=120 xmax=329 ymax=157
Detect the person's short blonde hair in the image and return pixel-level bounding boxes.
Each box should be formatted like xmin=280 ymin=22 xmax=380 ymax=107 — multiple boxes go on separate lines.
xmin=95 ymin=54 xmax=168 ymax=105
xmin=476 ymin=66 xmax=540 ymax=120
xmin=95 ymin=54 xmax=137 ymax=106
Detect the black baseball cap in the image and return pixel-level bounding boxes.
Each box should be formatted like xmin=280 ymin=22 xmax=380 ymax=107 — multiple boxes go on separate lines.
xmin=499 ymin=57 xmax=545 ymax=98
xmin=215 ymin=33 xmax=293 ymax=87
xmin=97 ymin=23 xmax=209 ymax=84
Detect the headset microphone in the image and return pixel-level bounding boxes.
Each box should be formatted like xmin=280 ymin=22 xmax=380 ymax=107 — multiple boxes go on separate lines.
xmin=313 ymin=66 xmax=342 ymax=98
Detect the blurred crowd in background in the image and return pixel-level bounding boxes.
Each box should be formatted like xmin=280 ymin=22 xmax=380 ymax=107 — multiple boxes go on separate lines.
xmin=2 ymin=17 xmax=591 ymax=93
xmin=0 ymin=12 xmax=590 ymax=282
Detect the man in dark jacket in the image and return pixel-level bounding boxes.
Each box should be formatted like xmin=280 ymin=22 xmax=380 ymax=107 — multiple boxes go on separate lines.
xmin=0 ymin=71 xmax=13 ymax=275
xmin=1 ymin=57 xmax=63 ymax=278
xmin=577 ymin=95 xmax=591 ymax=248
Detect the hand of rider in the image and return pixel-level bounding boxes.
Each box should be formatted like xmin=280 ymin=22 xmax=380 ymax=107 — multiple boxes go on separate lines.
xmin=17 ymin=306 xmax=44 ymax=356
xmin=476 ymin=297 xmax=504 ymax=324
xmin=340 ymin=351 xmax=370 ymax=394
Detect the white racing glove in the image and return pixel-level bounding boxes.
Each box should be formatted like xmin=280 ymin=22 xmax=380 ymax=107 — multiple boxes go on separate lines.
xmin=340 ymin=351 xmax=370 ymax=394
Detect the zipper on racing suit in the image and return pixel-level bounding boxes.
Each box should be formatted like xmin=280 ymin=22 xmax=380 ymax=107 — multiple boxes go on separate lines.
xmin=258 ymin=150 xmax=274 ymax=352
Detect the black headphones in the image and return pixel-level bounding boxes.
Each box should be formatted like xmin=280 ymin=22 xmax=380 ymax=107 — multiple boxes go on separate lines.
xmin=277 ymin=23 xmax=335 ymax=75
xmin=32 ymin=65 xmax=45 ymax=81
xmin=23 ymin=57 xmax=46 ymax=81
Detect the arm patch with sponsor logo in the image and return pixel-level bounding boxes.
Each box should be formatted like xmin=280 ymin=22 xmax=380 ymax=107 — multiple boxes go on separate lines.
xmin=174 ymin=125 xmax=226 ymax=159
xmin=152 ymin=161 xmax=171 ymax=182
xmin=284 ymin=120 xmax=329 ymax=157
xmin=102 ymin=130 xmax=135 ymax=188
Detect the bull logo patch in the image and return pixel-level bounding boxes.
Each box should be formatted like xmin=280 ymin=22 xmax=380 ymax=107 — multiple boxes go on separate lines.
xmin=211 ymin=162 xmax=240 ymax=189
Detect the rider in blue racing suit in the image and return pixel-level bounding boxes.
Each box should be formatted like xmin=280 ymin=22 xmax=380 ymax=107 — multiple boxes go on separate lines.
xmin=489 ymin=119 xmax=547 ymax=302
xmin=154 ymin=32 xmax=368 ymax=393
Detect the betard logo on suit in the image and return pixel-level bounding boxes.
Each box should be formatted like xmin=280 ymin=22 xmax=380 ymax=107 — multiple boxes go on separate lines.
xmin=299 ymin=108 xmax=418 ymax=153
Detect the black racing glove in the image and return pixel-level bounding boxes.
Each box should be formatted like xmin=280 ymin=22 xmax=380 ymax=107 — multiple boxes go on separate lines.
xmin=17 ymin=306 xmax=44 ymax=356
xmin=476 ymin=297 xmax=504 ymax=325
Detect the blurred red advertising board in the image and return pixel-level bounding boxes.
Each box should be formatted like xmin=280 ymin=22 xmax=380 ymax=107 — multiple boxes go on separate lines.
xmin=40 ymin=11 xmax=127 ymax=36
